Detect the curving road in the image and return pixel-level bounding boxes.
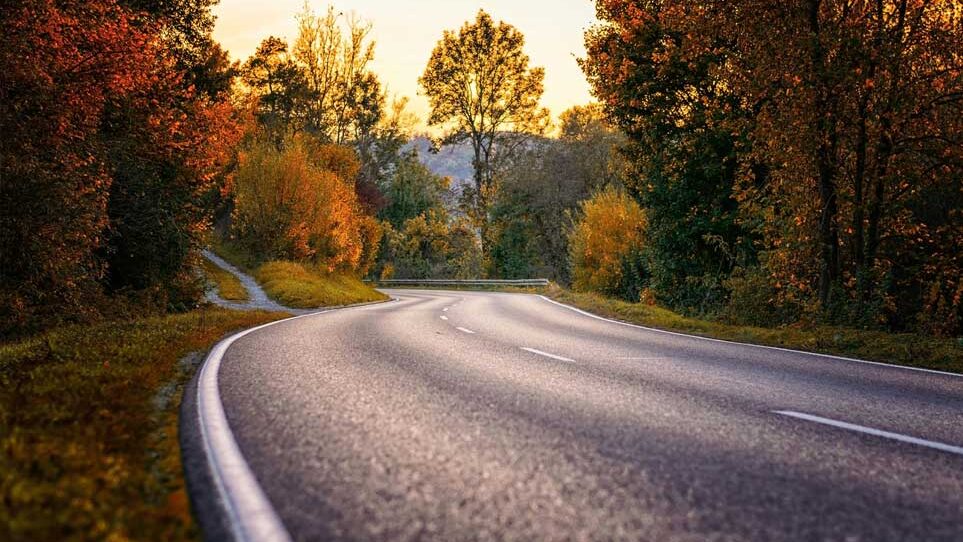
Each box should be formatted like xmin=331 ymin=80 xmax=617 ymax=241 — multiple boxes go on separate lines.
xmin=205 ymin=289 xmax=963 ymax=541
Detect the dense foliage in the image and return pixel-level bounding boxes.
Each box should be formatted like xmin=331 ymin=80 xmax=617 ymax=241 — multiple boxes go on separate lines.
xmin=583 ymin=0 xmax=963 ymax=335
xmin=0 ymin=0 xmax=237 ymax=336
xmin=231 ymin=135 xmax=381 ymax=273
xmin=487 ymin=105 xmax=627 ymax=281
xmin=569 ymin=187 xmax=648 ymax=300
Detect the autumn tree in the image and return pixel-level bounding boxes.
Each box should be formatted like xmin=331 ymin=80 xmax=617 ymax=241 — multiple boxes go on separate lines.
xmin=294 ymin=5 xmax=383 ymax=146
xmin=1 ymin=0 xmax=240 ymax=334
xmin=419 ymin=10 xmax=547 ymax=210
xmin=585 ymin=0 xmax=963 ymax=334
xmin=242 ymin=6 xmax=397 ymax=211
xmin=231 ymin=134 xmax=380 ymax=271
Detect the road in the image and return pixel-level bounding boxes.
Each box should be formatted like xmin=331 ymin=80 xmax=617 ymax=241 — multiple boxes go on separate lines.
xmin=208 ymin=289 xmax=963 ymax=541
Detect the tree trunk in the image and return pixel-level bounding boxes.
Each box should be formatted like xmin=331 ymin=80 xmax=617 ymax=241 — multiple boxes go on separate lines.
xmin=808 ymin=0 xmax=841 ymax=307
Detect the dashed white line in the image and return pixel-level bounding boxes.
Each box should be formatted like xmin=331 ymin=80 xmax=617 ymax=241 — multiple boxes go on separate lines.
xmin=443 ymin=307 xmax=449 ymax=312
xmin=521 ymin=347 xmax=575 ymax=363
xmin=456 ymin=327 xmax=475 ymax=334
xmin=774 ymin=410 xmax=963 ymax=456
xmin=440 ymin=315 xmax=448 ymax=321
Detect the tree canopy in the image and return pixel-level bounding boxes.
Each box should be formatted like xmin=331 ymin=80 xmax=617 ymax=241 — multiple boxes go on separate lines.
xmin=419 ymin=10 xmax=547 ymax=199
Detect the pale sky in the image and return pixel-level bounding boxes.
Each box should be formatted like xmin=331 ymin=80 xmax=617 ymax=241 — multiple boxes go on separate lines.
xmin=212 ymin=0 xmax=599 ymax=129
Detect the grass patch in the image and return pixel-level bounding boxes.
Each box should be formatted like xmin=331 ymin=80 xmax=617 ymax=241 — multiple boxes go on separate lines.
xmin=546 ymin=285 xmax=963 ymax=374
xmin=0 ymin=309 xmax=288 ymax=541
xmin=201 ymin=258 xmax=249 ymax=302
xmin=256 ymin=261 xmax=388 ymax=309
xmin=208 ymin=238 xmax=257 ymax=273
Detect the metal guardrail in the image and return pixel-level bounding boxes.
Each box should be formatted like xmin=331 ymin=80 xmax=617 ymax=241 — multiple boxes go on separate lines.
xmin=369 ymin=278 xmax=550 ymax=287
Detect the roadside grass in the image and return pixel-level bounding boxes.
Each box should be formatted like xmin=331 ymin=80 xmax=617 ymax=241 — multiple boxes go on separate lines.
xmin=546 ymin=285 xmax=963 ymax=374
xmin=0 ymin=309 xmax=288 ymax=541
xmin=201 ymin=257 xmax=249 ymax=301
xmin=256 ymin=261 xmax=388 ymax=308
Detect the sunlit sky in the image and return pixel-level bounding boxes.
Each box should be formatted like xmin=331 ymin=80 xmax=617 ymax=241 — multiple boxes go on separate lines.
xmin=212 ymin=0 xmax=599 ymax=130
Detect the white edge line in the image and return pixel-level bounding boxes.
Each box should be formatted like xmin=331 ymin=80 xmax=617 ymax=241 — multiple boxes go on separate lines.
xmin=456 ymin=326 xmax=475 ymax=334
xmin=196 ymin=300 xmax=394 ymax=542
xmin=521 ymin=347 xmax=575 ymax=363
xmin=537 ymin=295 xmax=961 ymax=378
xmin=774 ymin=410 xmax=963 ymax=456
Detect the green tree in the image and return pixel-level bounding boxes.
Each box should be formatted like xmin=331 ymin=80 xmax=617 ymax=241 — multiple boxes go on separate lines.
xmin=582 ymin=1 xmax=756 ymax=314
xmin=488 ymin=105 xmax=626 ymax=282
xmin=379 ymin=152 xmax=450 ymax=229
xmin=419 ymin=10 xmax=547 ymax=208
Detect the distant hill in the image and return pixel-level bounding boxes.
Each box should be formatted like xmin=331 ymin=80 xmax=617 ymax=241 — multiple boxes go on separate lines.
xmin=406 ymin=136 xmax=474 ymax=188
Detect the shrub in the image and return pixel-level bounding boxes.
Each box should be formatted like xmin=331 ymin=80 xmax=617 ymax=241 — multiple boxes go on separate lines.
xmin=231 ymin=134 xmax=381 ymax=271
xmin=568 ymin=187 xmax=647 ymax=300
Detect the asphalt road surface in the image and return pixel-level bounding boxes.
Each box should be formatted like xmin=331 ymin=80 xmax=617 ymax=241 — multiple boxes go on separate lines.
xmin=213 ymin=289 xmax=963 ymax=541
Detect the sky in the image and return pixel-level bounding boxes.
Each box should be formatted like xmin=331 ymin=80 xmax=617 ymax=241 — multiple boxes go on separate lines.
xmin=212 ymin=0 xmax=600 ymax=130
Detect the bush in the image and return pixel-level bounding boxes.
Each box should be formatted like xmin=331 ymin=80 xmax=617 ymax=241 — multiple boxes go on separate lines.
xmin=723 ymin=266 xmax=800 ymax=327
xmin=380 ymin=209 xmax=482 ymax=279
xmin=568 ymin=187 xmax=647 ymax=300
xmin=231 ymin=134 xmax=381 ymax=271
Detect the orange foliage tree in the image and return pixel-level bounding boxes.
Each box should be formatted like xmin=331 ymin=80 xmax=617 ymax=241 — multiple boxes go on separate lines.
xmin=1 ymin=0 xmax=241 ymax=335
xmin=231 ymin=134 xmax=382 ymax=273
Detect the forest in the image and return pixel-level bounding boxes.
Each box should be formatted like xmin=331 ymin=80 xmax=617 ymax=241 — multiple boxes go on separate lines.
xmin=3 ymin=0 xmax=961 ymax=340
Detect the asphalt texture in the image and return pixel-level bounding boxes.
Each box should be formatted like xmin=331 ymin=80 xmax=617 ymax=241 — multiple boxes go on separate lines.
xmin=212 ymin=289 xmax=963 ymax=541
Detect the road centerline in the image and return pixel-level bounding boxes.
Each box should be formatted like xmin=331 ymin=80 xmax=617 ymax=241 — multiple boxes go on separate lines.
xmin=521 ymin=347 xmax=575 ymax=363
xmin=774 ymin=410 xmax=963 ymax=456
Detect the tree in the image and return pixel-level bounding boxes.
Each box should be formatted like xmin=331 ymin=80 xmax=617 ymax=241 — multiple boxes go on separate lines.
xmin=231 ymin=134 xmax=379 ymax=271
xmin=487 ymin=105 xmax=626 ymax=282
xmin=379 ymin=151 xmax=450 ymax=229
xmin=380 ymin=209 xmax=482 ymax=280
xmin=0 ymin=0 xmax=148 ymax=332
xmin=582 ymin=1 xmax=757 ymax=314
xmin=419 ymin=10 xmax=547 ymax=208
xmin=242 ymin=37 xmax=312 ymax=140
xmin=1 ymin=0 xmax=239 ymax=334
xmin=293 ymin=4 xmax=384 ymax=146
xmin=584 ymin=0 xmax=963 ymax=335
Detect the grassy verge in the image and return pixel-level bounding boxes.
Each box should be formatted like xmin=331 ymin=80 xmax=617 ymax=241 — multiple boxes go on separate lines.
xmin=256 ymin=261 xmax=388 ymax=309
xmin=201 ymin=258 xmax=249 ymax=302
xmin=0 ymin=309 xmax=288 ymax=541
xmin=545 ymin=285 xmax=963 ymax=374
xmin=208 ymin=238 xmax=257 ymax=272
